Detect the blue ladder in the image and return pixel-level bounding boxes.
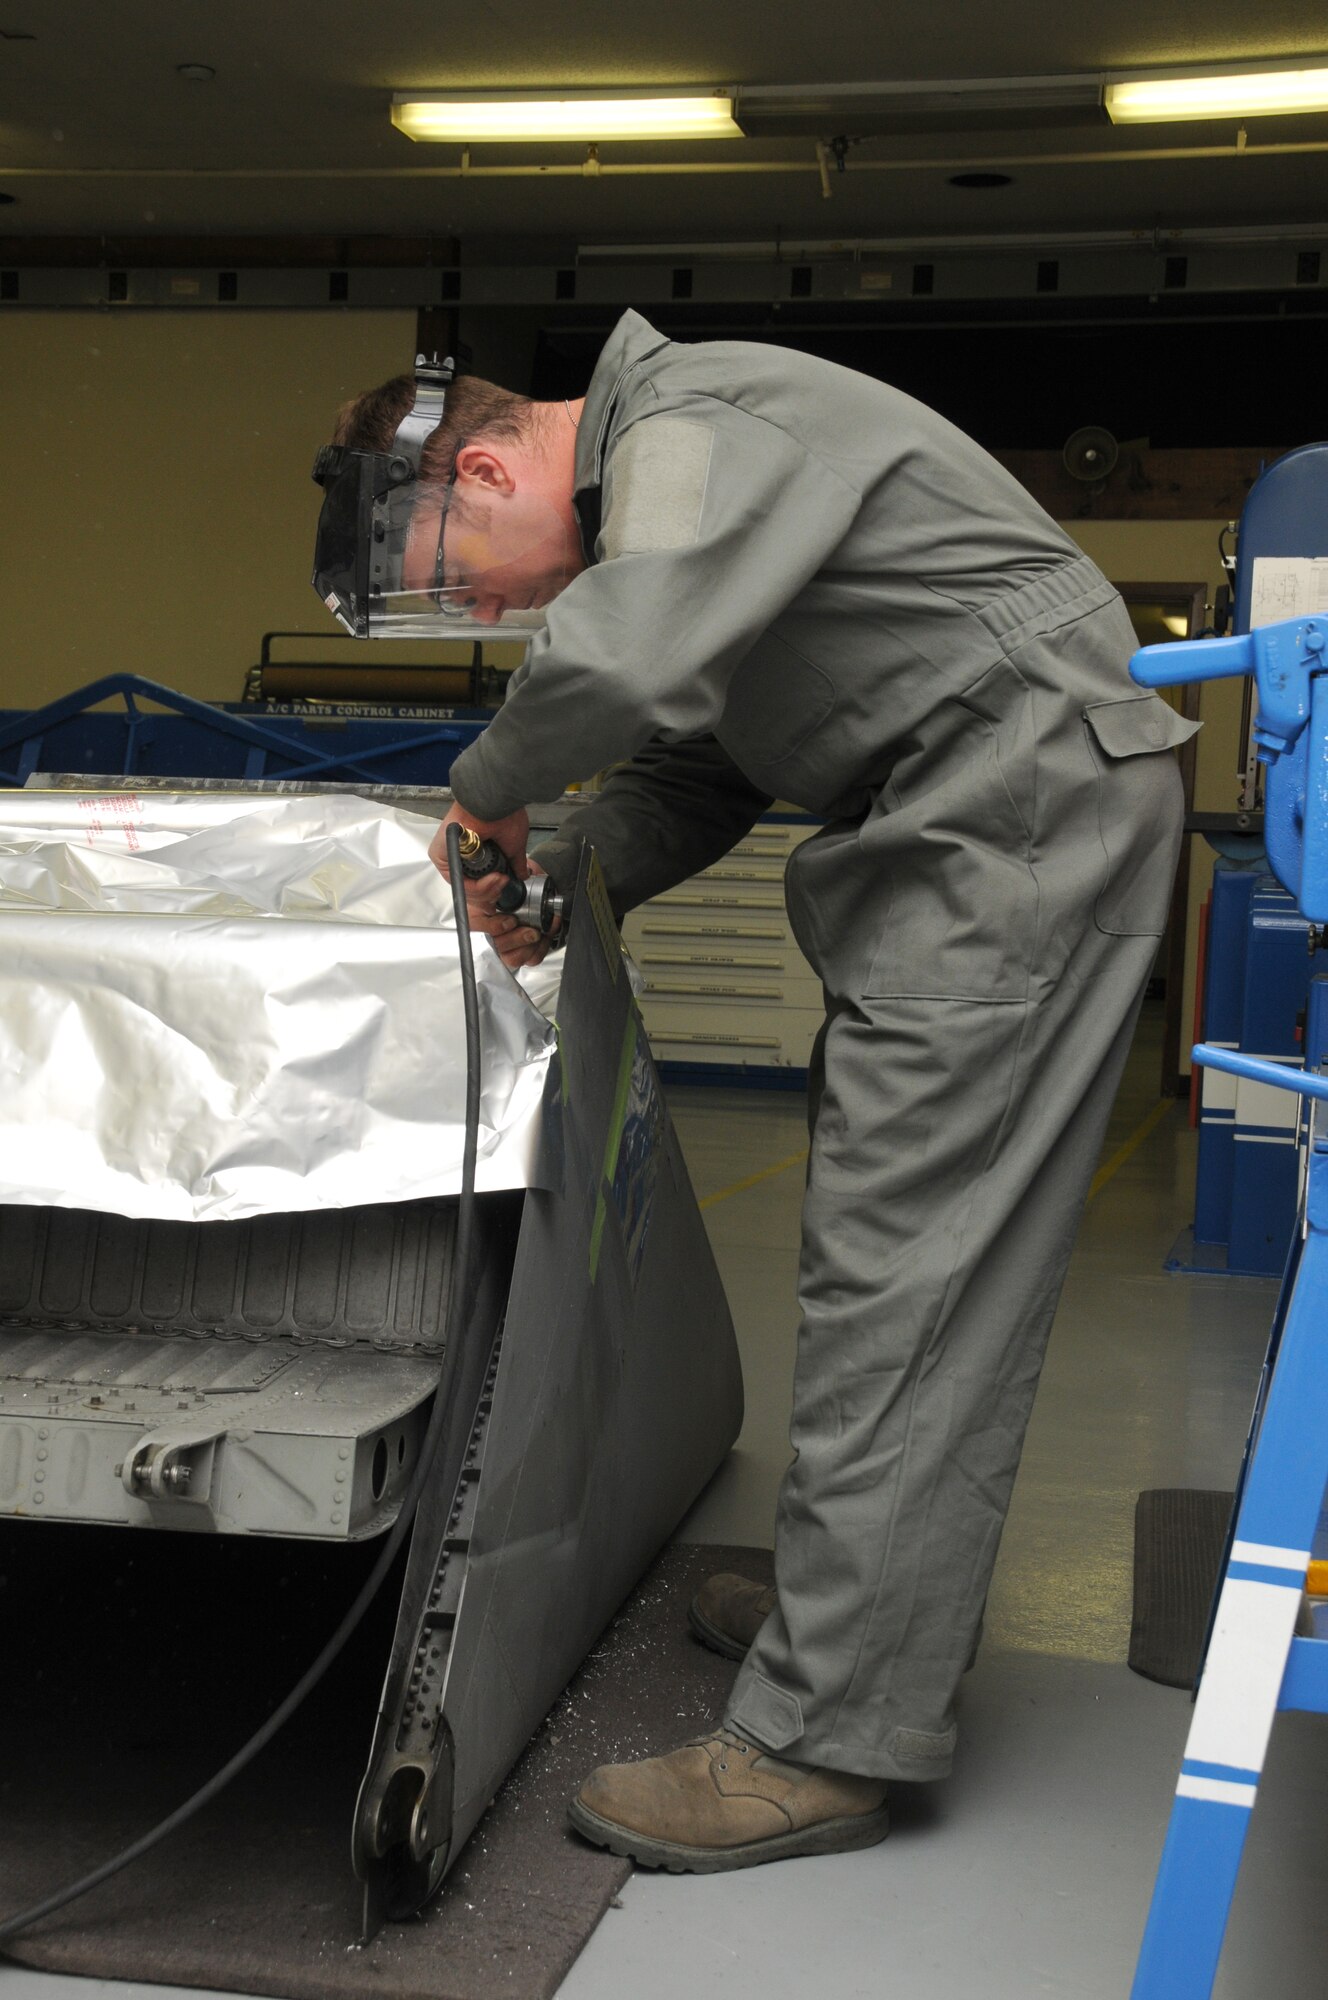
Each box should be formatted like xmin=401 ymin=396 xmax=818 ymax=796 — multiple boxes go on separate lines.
xmin=1128 ymin=618 xmax=1328 ymax=1996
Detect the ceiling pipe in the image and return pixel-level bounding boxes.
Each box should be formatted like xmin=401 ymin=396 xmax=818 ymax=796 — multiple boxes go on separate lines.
xmin=576 ymin=222 xmax=1328 ymax=259
xmin=815 ymin=142 xmax=833 ymax=200
xmin=4 ymin=135 xmax=1328 ymax=180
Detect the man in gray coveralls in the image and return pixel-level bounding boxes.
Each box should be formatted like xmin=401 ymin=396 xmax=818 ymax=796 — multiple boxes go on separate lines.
xmin=334 ymin=310 xmax=1195 ymax=1873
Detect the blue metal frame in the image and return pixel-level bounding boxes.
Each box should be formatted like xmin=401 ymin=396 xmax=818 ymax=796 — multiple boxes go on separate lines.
xmin=1174 ymin=877 xmax=1311 ymax=1277
xmin=1134 ymin=619 xmax=1328 ymax=921
xmin=1129 ymin=618 xmax=1328 ymax=1997
xmin=0 ymin=675 xmax=487 ymax=789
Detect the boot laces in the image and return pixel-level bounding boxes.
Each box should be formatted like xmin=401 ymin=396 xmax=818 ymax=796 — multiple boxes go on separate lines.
xmin=686 ymin=1726 xmax=756 ymax=1770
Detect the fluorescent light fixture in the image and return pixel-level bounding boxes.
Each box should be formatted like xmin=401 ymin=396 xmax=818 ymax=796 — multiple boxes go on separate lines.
xmin=1106 ymin=62 xmax=1328 ymax=124
xmin=392 ymin=91 xmax=742 ymax=143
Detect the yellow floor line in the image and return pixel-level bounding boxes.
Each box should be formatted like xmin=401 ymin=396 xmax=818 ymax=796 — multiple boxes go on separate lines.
xmin=699 ymin=1147 xmax=809 ymax=1211
xmin=699 ymin=1095 xmax=1173 ymax=1216
xmin=1086 ymin=1096 xmax=1175 ymax=1205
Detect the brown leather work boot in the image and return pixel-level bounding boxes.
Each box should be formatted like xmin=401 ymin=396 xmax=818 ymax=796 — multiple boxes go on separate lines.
xmin=688 ymin=1571 xmax=777 ymax=1661
xmin=568 ymin=1729 xmax=889 ymax=1873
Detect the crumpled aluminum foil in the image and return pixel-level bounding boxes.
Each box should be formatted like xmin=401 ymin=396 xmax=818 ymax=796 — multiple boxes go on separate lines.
xmin=0 ymin=791 xmax=562 ymax=1220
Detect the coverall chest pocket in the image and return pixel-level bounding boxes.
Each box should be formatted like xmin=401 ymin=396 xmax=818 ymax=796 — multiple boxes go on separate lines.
xmin=718 ymin=630 xmax=837 ymax=787
xmin=1083 ymin=695 xmax=1194 ymax=936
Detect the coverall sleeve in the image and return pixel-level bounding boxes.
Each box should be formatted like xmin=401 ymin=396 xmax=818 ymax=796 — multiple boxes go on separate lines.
xmin=531 ymin=735 xmax=774 ymax=921
xmin=446 ymin=403 xmax=862 ymax=821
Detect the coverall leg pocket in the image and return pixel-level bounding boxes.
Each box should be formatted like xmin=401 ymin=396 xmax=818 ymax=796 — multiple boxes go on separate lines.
xmin=1082 ymin=695 xmax=1195 ymax=937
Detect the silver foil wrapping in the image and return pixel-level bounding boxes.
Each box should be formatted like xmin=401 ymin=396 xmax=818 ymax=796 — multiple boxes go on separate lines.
xmin=0 ymin=791 xmax=561 ymax=1219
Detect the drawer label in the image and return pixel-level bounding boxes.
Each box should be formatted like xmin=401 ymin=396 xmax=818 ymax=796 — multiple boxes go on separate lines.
xmin=700 ymin=868 xmax=785 ymax=883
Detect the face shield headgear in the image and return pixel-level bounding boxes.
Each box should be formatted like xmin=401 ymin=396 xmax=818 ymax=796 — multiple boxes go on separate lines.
xmin=311 ymin=355 xmax=575 ymax=639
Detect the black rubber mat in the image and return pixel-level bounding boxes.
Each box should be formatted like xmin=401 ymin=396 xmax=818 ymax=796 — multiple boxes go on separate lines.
xmin=0 ymin=1521 xmax=773 ymax=2000
xmin=1129 ymin=1488 xmax=1234 ymax=1689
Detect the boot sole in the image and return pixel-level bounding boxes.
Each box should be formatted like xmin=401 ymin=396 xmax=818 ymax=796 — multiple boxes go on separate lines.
xmin=567 ymin=1797 xmax=890 ymax=1874
xmin=686 ymin=1599 xmax=755 ymax=1663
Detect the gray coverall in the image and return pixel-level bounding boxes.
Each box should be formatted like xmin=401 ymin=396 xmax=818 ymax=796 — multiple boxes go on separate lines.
xmin=448 ymin=310 xmax=1195 ymax=1783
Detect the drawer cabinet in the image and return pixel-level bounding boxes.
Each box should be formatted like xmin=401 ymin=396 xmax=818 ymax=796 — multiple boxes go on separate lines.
xmin=620 ymin=816 xmax=822 ymax=1080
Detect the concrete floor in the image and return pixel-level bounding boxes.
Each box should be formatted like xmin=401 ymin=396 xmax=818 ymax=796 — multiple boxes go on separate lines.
xmin=6 ymin=1003 xmax=1328 ymax=1999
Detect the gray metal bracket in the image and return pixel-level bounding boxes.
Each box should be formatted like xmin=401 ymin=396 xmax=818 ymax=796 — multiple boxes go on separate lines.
xmin=351 ymin=1193 xmax=521 ymax=1936
xmin=353 ymin=1330 xmax=504 ymax=1935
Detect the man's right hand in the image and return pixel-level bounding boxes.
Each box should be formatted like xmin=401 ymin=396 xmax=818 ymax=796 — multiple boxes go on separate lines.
xmin=430 ymin=801 xmax=530 ymax=943
xmin=489 ymin=862 xmax=561 ymax=971
xmin=430 ymin=803 xmax=559 ymax=969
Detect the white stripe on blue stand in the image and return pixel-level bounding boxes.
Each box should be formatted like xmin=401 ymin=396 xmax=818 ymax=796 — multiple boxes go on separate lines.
xmin=1231 ymin=1540 xmax=1309 ymax=1570
xmin=1176 ymin=1775 xmax=1258 ymax=1808
xmin=1200 ymin=1066 xmax=1239 ymax=1112
xmin=1185 ymin=1578 xmax=1305 ymax=1775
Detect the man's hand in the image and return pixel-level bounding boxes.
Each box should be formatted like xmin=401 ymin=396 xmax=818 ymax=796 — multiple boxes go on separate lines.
xmin=490 ymin=866 xmax=560 ymax=971
xmin=432 ymin=801 xmax=530 ymax=875
xmin=430 ymin=802 xmax=558 ymax=966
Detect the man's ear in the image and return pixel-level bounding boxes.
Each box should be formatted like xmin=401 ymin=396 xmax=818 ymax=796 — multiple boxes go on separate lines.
xmin=454 ymin=443 xmax=515 ymax=495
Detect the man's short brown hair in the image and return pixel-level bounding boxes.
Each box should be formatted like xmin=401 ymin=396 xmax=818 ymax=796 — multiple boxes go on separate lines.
xmin=334 ymin=373 xmax=536 ymax=490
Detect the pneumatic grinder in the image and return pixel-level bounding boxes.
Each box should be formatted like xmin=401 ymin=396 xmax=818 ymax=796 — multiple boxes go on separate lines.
xmin=454 ymin=826 xmax=566 ymax=937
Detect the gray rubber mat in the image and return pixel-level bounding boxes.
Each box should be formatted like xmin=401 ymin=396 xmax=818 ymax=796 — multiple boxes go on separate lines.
xmin=0 ymin=1521 xmax=773 ymax=1999
xmin=1129 ymin=1488 xmax=1233 ymax=1689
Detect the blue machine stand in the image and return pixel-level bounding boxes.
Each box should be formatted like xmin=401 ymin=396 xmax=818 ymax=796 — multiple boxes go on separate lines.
xmin=1169 ymin=868 xmax=1310 ymax=1279
xmin=1128 ymin=617 xmax=1328 ymax=1997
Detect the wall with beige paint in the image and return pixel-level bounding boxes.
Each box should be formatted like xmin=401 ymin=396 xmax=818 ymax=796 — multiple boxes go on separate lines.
xmin=0 ymin=311 xmax=418 ymax=710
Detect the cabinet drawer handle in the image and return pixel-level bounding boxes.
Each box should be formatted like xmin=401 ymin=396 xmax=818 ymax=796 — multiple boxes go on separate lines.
xmin=655 ymin=895 xmax=782 ymax=910
xmin=649 ymin=1031 xmax=782 ymax=1049
xmin=640 ymin=954 xmax=783 ymax=971
xmin=639 ymin=923 xmax=786 ymax=941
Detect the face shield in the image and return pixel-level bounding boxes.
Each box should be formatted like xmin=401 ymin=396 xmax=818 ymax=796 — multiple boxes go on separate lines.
xmin=311 ymin=357 xmax=578 ymax=640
